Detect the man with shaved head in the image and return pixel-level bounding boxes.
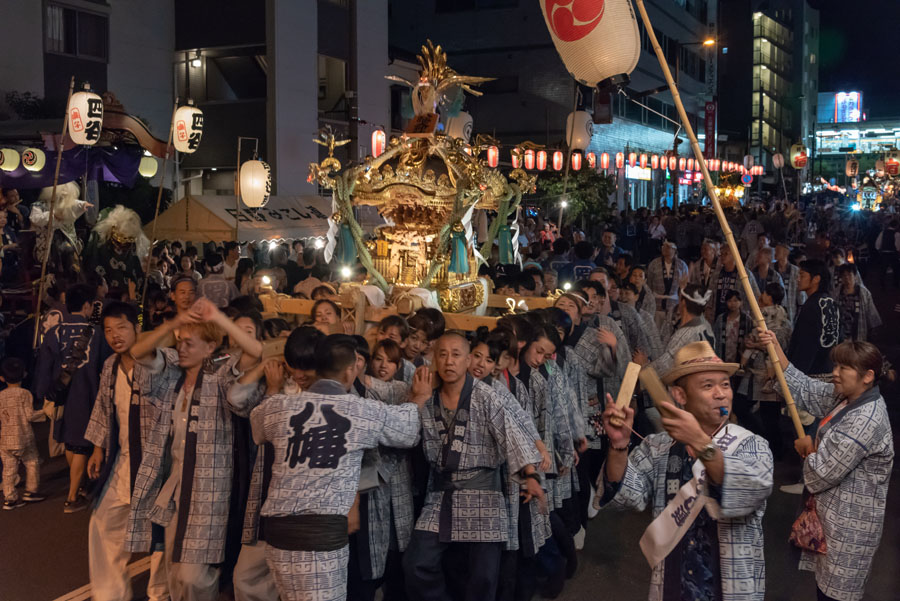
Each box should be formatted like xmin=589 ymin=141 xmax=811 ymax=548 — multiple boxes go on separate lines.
xmin=404 ymin=333 xmax=544 ymax=601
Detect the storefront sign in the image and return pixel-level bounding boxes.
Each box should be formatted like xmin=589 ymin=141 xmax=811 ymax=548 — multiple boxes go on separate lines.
xmin=626 ymin=164 xmax=651 ymax=181
xmin=704 ymin=101 xmax=717 ymax=158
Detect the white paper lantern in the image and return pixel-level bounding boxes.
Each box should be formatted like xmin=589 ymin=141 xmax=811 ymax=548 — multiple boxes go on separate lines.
xmin=885 ymin=151 xmax=900 ymax=176
xmin=790 ymin=144 xmax=808 ymax=169
xmin=445 ymin=111 xmax=473 ymax=143
xmin=772 ymin=153 xmax=785 ymax=169
xmin=240 ymin=159 xmax=272 ymax=208
xmin=139 ymin=156 xmax=159 ymax=178
xmin=565 ymin=110 xmax=593 ymax=151
xmin=743 ymin=155 xmax=755 ymax=170
xmin=67 ymin=84 xmax=104 ymax=146
xmin=21 ymin=148 xmax=46 ymax=172
xmin=0 ymin=148 xmax=20 ymax=172
xmin=540 ymin=0 xmax=640 ymax=87
xmin=173 ymin=102 xmax=204 ymax=153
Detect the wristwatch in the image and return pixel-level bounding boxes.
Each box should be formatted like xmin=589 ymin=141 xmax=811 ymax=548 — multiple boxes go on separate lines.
xmin=696 ymin=440 xmax=718 ymax=462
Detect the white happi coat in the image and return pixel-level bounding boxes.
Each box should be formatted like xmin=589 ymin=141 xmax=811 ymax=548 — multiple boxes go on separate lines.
xmin=596 ymin=426 xmax=773 ymax=601
xmin=783 ymin=365 xmax=894 ymax=601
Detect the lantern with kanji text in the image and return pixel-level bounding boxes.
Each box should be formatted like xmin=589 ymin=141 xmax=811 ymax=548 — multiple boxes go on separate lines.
xmin=239 ymin=159 xmax=272 ymax=208
xmin=67 ymin=83 xmax=104 ymax=146
xmin=173 ymin=101 xmax=204 ymax=153
xmin=790 ymin=144 xmax=808 ymax=169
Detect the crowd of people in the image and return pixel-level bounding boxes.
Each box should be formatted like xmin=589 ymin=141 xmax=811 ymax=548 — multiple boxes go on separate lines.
xmin=0 ymin=188 xmax=896 ymax=601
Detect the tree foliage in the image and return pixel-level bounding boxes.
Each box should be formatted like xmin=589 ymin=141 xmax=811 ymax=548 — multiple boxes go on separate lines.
xmin=4 ymin=91 xmax=54 ymax=120
xmin=532 ymin=168 xmax=617 ymax=228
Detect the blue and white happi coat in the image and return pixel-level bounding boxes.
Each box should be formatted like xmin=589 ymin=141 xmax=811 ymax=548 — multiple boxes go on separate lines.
xmin=416 ymin=375 xmax=540 ymax=543
xmin=596 ymin=426 xmax=773 ymax=601
xmin=783 ymin=365 xmax=894 ymax=601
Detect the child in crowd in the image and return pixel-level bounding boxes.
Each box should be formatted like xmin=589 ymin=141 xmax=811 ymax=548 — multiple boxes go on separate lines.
xmin=0 ymin=357 xmax=47 ymax=510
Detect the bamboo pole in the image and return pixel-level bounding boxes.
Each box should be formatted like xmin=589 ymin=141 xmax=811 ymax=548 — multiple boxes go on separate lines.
xmin=33 ymin=77 xmax=76 ymax=349
xmin=140 ymin=101 xmax=179 ymax=309
xmin=633 ymin=0 xmax=805 ymax=438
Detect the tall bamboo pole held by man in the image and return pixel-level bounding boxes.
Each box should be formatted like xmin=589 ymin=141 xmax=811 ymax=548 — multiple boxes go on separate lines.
xmin=633 ymin=0 xmax=805 ymax=438
xmin=140 ymin=101 xmax=178 ymax=310
xmin=33 ymin=76 xmax=75 ymax=349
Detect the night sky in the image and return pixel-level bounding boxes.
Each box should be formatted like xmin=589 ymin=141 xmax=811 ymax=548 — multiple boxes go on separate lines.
xmin=807 ymin=0 xmax=900 ymax=118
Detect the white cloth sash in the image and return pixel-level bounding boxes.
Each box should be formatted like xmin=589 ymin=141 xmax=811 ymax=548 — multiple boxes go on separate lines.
xmin=638 ymin=425 xmax=753 ymax=567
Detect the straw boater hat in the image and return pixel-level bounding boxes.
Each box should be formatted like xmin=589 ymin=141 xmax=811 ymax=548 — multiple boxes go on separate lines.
xmin=662 ymin=341 xmax=739 ymax=385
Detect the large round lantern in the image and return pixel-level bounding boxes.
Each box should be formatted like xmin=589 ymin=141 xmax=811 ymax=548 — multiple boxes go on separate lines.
xmin=678 ymin=157 xmax=686 ymax=171
xmin=790 ymin=144 xmax=808 ymax=169
xmin=67 ymin=83 xmax=104 ymax=146
xmin=540 ymin=0 xmax=641 ymax=87
xmin=239 ymin=159 xmax=272 ymax=208
xmin=668 ymin=156 xmax=677 ymax=171
xmin=651 ymin=154 xmax=659 ymax=170
xmin=0 ymin=148 xmax=19 ymax=172
xmin=772 ymin=153 xmax=785 ymax=169
xmin=139 ymin=156 xmax=159 ymax=178
xmin=371 ymin=129 xmax=386 ymax=158
xmin=445 ymin=111 xmax=473 ymax=143
xmin=565 ymin=110 xmax=593 ymax=151
xmin=486 ymin=145 xmax=499 ymax=168
xmin=600 ymin=152 xmax=610 ymax=170
xmin=552 ymin=151 xmax=564 ymax=171
xmin=537 ymin=150 xmax=548 ymax=171
xmin=524 ymin=149 xmax=535 ymax=170
xmin=22 ymin=148 xmax=46 ymax=172
xmin=885 ymin=151 xmax=900 ymax=176
xmin=586 ymin=152 xmax=596 ymax=169
xmin=173 ymin=101 xmax=204 ymax=153
xmin=571 ymin=152 xmax=582 ymax=171
xmin=615 ymin=152 xmax=625 ymax=169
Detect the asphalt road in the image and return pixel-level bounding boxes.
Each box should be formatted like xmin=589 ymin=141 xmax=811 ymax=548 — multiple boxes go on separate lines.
xmin=2 ymin=283 xmax=898 ymax=601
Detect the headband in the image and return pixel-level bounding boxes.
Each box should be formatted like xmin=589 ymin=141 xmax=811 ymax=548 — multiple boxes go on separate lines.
xmin=680 ymin=287 xmax=712 ymax=307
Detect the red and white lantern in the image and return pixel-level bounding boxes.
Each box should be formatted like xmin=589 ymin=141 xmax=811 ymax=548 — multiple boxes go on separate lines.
xmin=615 ymin=152 xmax=625 ymax=169
xmin=628 ymin=152 xmax=637 ymax=167
xmin=600 ymin=152 xmax=610 ymax=170
xmin=678 ymin=157 xmax=686 ymax=171
xmin=371 ymin=129 xmax=386 ymax=158
xmin=552 ymin=151 xmax=564 ymax=171
xmin=537 ymin=150 xmax=548 ymax=170
xmin=651 ymin=154 xmax=659 ymax=170
xmin=687 ymin=158 xmax=695 ymax=171
xmin=571 ymin=152 xmax=582 ymax=170
xmin=486 ymin=145 xmax=499 ymax=168
xmin=586 ymin=152 xmax=597 ymax=169
xmin=524 ymin=149 xmax=535 ymax=170
xmin=639 ymin=154 xmax=648 ymax=169
xmin=511 ymin=150 xmax=522 ymax=169
xmin=668 ymin=156 xmax=677 ymax=171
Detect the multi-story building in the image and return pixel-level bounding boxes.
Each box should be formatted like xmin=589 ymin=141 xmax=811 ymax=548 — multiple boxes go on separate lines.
xmin=719 ymin=0 xmax=819 ymax=175
xmin=389 ymin=0 xmax=719 ymax=209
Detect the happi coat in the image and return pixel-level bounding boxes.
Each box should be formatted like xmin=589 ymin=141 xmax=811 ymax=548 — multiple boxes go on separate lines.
xmin=783 ymin=365 xmax=894 ymax=601
xmin=596 ymin=427 xmax=773 ymax=601
xmin=130 ymin=349 xmax=248 ymax=564
xmin=416 ymin=375 xmax=540 ymax=543
xmin=648 ymin=316 xmax=715 ymax=378
xmin=647 ymin=257 xmax=690 ymax=316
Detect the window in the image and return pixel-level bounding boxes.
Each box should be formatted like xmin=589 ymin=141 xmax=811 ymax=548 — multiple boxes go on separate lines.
xmin=45 ymin=3 xmax=108 ymax=61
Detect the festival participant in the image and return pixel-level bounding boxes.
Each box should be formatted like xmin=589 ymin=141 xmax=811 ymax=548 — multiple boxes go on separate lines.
xmin=709 ymin=245 xmax=760 ymax=321
xmin=759 ymin=331 xmax=895 ymax=601
xmin=250 ymin=335 xmax=425 ymax=601
xmin=311 ymin=298 xmax=341 ymax=332
xmin=583 ymin=271 xmax=658 ymax=360
xmin=748 ymin=246 xmax=783 ymax=297
xmin=370 ymin=339 xmax=403 ymax=382
xmin=83 ymin=302 xmax=168 ymax=601
xmin=688 ymin=238 xmax=719 ymax=292
xmin=558 ymin=240 xmax=596 ymax=283
xmin=197 ymin=253 xmax=239 ymax=308
xmin=223 ymin=242 xmax=241 ymax=281
xmin=405 ymin=313 xmax=435 ymax=366
xmin=627 ymin=265 xmax=658 ymax=321
xmin=618 ymin=282 xmax=664 ymax=358
xmin=596 ymin=341 xmax=774 ymax=601
xmin=35 ymin=283 xmax=108 ymax=513
xmin=597 ymin=229 xmax=624 ymax=268
xmin=403 ymin=332 xmax=543 ymax=601
xmin=835 ymin=264 xmax=881 ymax=342
xmin=128 ymin=298 xmax=263 ymax=601
xmin=375 ymin=315 xmax=416 ymax=383
xmin=170 ymin=275 xmax=199 ymax=317
xmin=712 ymin=291 xmax=758 ymax=433
xmin=0 ymin=358 xmax=46 ymax=510
xmin=647 ymin=240 xmax=690 ymax=334
xmin=788 ymin=260 xmax=839 ymax=376
xmin=774 ymin=242 xmax=802 ymax=322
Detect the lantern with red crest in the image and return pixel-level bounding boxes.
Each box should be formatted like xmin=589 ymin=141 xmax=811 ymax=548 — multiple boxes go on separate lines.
xmin=651 ymin=154 xmax=659 ymax=170
xmin=552 ymin=151 xmax=564 ymax=171
xmin=571 ymin=152 xmax=582 ymax=170
xmin=524 ymin=149 xmax=535 ymax=170
xmin=615 ymin=152 xmax=625 ymax=169
xmin=600 ymin=152 xmax=610 ymax=170
xmin=628 ymin=152 xmax=637 ymax=167
xmin=540 ymin=0 xmax=641 ymax=88
xmin=486 ymin=145 xmax=499 ymax=168
xmin=586 ymin=152 xmax=596 ymax=169
xmin=537 ymin=150 xmax=548 ymax=170
xmin=885 ymin=151 xmax=900 ymax=176
xmin=790 ymin=144 xmax=808 ymax=169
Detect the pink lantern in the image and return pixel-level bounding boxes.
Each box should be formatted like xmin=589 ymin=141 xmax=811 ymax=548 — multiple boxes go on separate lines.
xmin=486 ymin=145 xmax=499 ymax=168
xmin=586 ymin=152 xmax=596 ymax=168
xmin=628 ymin=152 xmax=637 ymax=167
xmin=552 ymin=150 xmax=564 ymax=171
xmin=615 ymin=152 xmax=625 ymax=169
xmin=371 ymin=129 xmax=386 ymax=158
xmin=537 ymin=150 xmax=548 ymax=171
xmin=524 ymin=149 xmax=535 ymax=170
xmin=678 ymin=157 xmax=686 ymax=171
xmin=600 ymin=152 xmax=610 ymax=169
xmin=651 ymin=154 xmax=659 ymax=169
xmin=571 ymin=152 xmax=582 ymax=170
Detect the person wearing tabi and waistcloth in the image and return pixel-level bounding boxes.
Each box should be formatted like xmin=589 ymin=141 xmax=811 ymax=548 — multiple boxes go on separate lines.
xmin=403 ymin=332 xmax=544 ymax=601
xmin=758 ymin=331 xmax=895 ymax=601
xmin=595 ymin=341 xmax=774 ymax=601
xmin=128 ymin=298 xmax=264 ymax=601
xmin=83 ymin=302 xmax=168 ymax=601
xmin=250 ymin=334 xmax=426 ymax=601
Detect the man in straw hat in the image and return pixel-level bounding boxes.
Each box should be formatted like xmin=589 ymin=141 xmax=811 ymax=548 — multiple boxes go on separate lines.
xmin=594 ymin=341 xmax=774 ymax=601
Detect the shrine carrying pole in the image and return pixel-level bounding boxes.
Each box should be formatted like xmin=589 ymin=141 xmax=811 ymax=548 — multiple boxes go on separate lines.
xmin=633 ymin=0 xmax=805 ymax=438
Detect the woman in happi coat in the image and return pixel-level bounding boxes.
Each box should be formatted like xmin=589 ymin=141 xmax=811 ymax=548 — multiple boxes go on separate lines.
xmin=759 ymin=332 xmax=895 ymax=601
xmin=835 ymin=264 xmax=882 ymax=342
